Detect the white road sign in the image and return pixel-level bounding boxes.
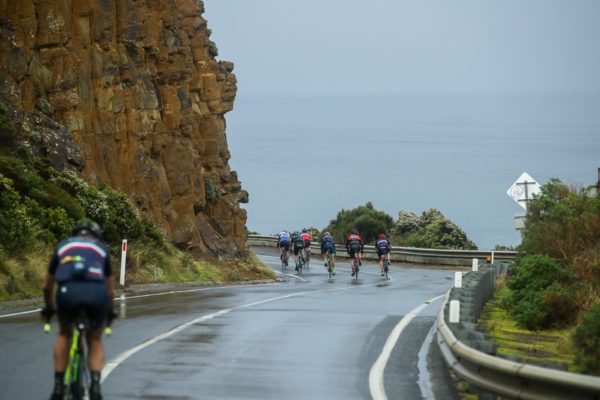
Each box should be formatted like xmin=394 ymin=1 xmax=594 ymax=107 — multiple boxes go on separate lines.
xmin=507 ymin=172 xmax=541 ymax=210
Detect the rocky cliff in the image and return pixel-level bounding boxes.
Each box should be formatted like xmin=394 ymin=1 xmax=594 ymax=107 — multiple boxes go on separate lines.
xmin=0 ymin=0 xmax=249 ymax=258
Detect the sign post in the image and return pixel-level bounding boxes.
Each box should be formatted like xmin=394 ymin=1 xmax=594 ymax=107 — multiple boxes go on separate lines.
xmin=507 ymin=172 xmax=541 ymax=230
xmin=119 ymin=239 xmax=128 ymax=287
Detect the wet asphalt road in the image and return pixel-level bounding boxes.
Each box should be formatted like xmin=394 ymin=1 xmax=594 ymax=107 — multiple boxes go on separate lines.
xmin=0 ymin=248 xmax=461 ymax=399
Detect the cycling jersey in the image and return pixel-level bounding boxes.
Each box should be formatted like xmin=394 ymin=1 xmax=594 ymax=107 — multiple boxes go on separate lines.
xmin=321 ymin=235 xmax=336 ymax=254
xmin=278 ymin=231 xmax=291 ymax=242
xmin=345 ymin=233 xmax=364 ymax=253
xmin=48 ymin=237 xmax=112 ymax=283
xmin=301 ymin=232 xmax=311 ymax=245
xmin=376 ymin=238 xmax=391 ymax=254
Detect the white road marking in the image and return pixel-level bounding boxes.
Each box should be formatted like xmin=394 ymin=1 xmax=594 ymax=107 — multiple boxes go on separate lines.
xmin=274 ymin=270 xmax=307 ymax=282
xmin=368 ymin=294 xmax=444 ymax=400
xmin=102 ymin=284 xmax=367 ymax=382
xmin=0 ymin=283 xmax=280 ymax=319
xmin=417 ymin=319 xmax=438 ymax=400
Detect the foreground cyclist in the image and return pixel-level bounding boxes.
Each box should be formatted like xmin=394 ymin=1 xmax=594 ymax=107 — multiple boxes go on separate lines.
xmin=320 ymin=231 xmax=336 ymax=275
xmin=41 ymin=221 xmax=116 ymax=400
xmin=345 ymin=229 xmax=364 ymax=277
xmin=375 ymin=233 xmax=392 ymax=276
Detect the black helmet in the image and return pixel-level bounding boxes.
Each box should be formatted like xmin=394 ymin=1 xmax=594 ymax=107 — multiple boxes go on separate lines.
xmin=72 ymin=221 xmax=103 ymax=239
xmin=302 ymin=228 xmax=308 ymax=233
xmin=352 ymin=229 xmax=358 ymax=235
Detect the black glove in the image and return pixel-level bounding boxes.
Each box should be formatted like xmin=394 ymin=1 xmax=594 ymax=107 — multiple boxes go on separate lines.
xmin=40 ymin=307 xmax=55 ymax=320
xmin=106 ymin=309 xmax=118 ymax=324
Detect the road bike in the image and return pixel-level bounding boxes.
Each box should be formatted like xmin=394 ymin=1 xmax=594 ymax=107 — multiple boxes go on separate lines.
xmin=324 ymin=251 xmax=334 ymax=279
xmin=380 ymin=253 xmax=390 ymax=278
xmin=304 ymin=246 xmax=311 ymax=270
xmin=296 ymin=250 xmax=304 ymax=275
xmin=44 ymin=311 xmax=112 ymax=400
xmin=352 ymin=252 xmax=360 ymax=279
xmin=280 ymin=248 xmax=289 ymax=270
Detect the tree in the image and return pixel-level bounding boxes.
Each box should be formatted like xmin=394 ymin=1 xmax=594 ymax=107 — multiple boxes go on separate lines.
xmin=323 ymin=202 xmax=394 ymax=244
xmin=395 ymin=208 xmax=477 ymax=250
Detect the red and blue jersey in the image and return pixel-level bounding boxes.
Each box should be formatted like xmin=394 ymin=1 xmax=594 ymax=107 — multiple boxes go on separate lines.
xmin=49 ymin=237 xmax=112 ymax=283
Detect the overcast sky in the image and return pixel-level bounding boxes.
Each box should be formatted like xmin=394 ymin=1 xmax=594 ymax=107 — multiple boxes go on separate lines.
xmin=204 ymin=0 xmax=600 ymax=97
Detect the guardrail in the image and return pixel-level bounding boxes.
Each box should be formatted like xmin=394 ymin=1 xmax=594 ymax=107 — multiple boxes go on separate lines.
xmin=436 ymin=265 xmax=600 ymax=399
xmin=247 ymin=234 xmax=517 ymax=267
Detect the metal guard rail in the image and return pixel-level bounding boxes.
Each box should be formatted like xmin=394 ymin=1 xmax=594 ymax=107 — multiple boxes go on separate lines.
xmin=247 ymin=234 xmax=517 ymax=266
xmin=436 ymin=290 xmax=600 ymax=399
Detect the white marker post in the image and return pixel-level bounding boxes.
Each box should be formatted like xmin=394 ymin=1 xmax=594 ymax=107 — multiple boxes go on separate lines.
xmin=454 ymin=271 xmax=462 ymax=288
xmin=472 ymin=258 xmax=479 ymax=271
xmin=449 ymin=300 xmax=460 ymax=323
xmin=119 ymin=239 xmax=128 ymax=286
xmin=491 ymin=251 xmax=495 ymax=264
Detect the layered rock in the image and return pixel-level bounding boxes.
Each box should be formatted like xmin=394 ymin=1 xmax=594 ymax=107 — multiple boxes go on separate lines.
xmin=0 ymin=0 xmax=249 ymax=258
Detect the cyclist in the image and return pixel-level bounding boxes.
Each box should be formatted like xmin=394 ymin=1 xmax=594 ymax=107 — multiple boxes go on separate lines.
xmin=345 ymin=229 xmax=364 ymax=276
xmin=375 ymin=233 xmax=392 ymax=276
xmin=41 ymin=221 xmax=116 ymax=400
xmin=320 ymin=231 xmax=336 ymax=275
xmin=300 ymin=228 xmax=312 ymax=267
xmin=277 ymin=229 xmax=291 ymax=265
xmin=291 ymin=230 xmax=305 ymax=271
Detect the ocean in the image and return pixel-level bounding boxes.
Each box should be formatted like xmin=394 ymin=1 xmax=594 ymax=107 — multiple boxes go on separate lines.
xmin=224 ymin=94 xmax=600 ymax=250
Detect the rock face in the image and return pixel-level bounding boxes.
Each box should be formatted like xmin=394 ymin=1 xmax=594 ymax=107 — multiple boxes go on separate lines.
xmin=0 ymin=0 xmax=249 ymax=258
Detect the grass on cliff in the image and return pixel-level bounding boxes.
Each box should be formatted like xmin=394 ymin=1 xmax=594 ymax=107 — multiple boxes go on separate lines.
xmin=0 ymin=147 xmax=275 ymax=301
xmin=478 ymin=277 xmax=574 ymax=369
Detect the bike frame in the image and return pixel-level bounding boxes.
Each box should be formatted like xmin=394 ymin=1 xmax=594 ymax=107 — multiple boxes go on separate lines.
xmin=65 ymin=318 xmax=90 ymax=400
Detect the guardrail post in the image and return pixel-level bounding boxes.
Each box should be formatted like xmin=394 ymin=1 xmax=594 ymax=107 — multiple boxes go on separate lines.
xmin=449 ymin=300 xmax=460 ymax=323
xmin=472 ymin=258 xmax=479 ymax=271
xmin=454 ymin=271 xmax=463 ymax=288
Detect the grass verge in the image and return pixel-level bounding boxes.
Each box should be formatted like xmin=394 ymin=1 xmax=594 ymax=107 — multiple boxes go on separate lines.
xmin=478 ymin=277 xmax=574 ymax=370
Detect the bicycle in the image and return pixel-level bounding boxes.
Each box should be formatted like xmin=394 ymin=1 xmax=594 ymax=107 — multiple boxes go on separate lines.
xmin=297 ymin=250 xmax=304 ymax=275
xmin=380 ymin=254 xmax=390 ymax=278
xmin=351 ymin=253 xmax=360 ymax=280
xmin=280 ymin=248 xmax=289 ymax=270
xmin=324 ymin=251 xmax=334 ymax=279
xmin=44 ymin=311 xmax=112 ymax=400
xmin=304 ymin=246 xmax=311 ymax=269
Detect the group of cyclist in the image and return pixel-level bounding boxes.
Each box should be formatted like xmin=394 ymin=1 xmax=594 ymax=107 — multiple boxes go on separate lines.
xmin=277 ymin=228 xmax=392 ymax=277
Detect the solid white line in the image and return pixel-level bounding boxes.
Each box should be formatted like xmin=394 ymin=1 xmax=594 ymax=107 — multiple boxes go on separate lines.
xmin=274 ymin=270 xmax=306 ymax=282
xmin=416 ymin=320 xmax=438 ymax=400
xmin=0 ymin=308 xmax=41 ymax=318
xmin=102 ymin=285 xmax=359 ymax=382
xmin=0 ymin=283 xmax=280 ymax=319
xmin=368 ymin=294 xmax=444 ymax=400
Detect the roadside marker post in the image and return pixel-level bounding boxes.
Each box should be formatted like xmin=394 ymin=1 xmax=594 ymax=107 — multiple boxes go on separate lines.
xmin=454 ymin=272 xmax=462 ymax=288
xmin=449 ymin=300 xmax=460 ymax=323
xmin=472 ymin=258 xmax=479 ymax=271
xmin=119 ymin=239 xmax=127 ymax=286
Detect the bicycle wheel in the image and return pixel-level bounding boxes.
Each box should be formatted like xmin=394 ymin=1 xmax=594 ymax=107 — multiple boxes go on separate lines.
xmin=327 ymin=256 xmax=332 ymax=279
xmin=354 ymin=257 xmax=359 ymax=279
xmin=385 ymin=257 xmax=389 ymax=278
xmin=298 ymin=253 xmax=303 ymax=275
xmin=281 ymin=252 xmax=286 ymax=270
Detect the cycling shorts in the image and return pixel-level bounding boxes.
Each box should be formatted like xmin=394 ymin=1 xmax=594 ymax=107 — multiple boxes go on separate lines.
xmin=322 ymin=244 xmax=336 ymax=255
xmin=293 ymin=245 xmax=304 ymax=256
xmin=377 ymin=248 xmax=390 ymax=257
xmin=279 ymin=240 xmax=290 ymax=250
xmin=56 ymin=281 xmax=109 ymax=331
xmin=348 ymin=249 xmax=361 ymax=259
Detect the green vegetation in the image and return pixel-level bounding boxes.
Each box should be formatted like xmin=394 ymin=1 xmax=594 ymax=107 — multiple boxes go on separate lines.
xmin=323 ymin=202 xmax=477 ymax=249
xmin=480 ymin=281 xmax=574 ymax=368
xmin=485 ymin=179 xmax=600 ymax=375
xmin=394 ymin=208 xmax=477 ymax=249
xmin=0 ymin=147 xmax=274 ymax=301
xmin=323 ymin=202 xmax=393 ymax=244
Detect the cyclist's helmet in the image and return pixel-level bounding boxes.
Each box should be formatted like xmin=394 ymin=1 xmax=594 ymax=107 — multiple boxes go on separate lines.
xmin=351 ymin=229 xmax=359 ymax=235
xmin=302 ymin=228 xmax=308 ymax=233
xmin=72 ymin=221 xmax=103 ymax=239
xmin=324 ymin=231 xmax=331 ymax=236
xmin=377 ymin=233 xmax=386 ymax=239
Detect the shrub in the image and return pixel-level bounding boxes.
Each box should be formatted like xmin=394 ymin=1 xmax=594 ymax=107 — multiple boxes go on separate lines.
xmin=572 ymin=302 xmax=600 ymax=375
xmin=396 ymin=208 xmax=477 ymax=250
xmin=506 ymin=255 xmax=576 ymax=329
xmin=323 ymin=202 xmax=394 ymax=243
xmin=205 ymin=177 xmax=220 ymax=204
